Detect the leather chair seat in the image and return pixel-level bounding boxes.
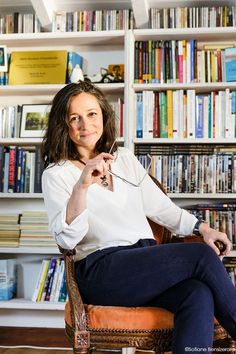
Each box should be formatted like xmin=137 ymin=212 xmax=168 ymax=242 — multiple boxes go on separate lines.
xmin=65 ymin=301 xmax=173 ymax=330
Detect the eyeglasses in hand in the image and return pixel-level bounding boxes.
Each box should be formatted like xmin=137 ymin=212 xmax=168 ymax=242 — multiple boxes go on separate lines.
xmin=108 ymin=154 xmax=152 ymax=187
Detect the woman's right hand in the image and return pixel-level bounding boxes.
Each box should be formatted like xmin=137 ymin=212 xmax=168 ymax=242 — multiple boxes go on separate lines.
xmin=74 ymin=153 xmax=114 ymax=191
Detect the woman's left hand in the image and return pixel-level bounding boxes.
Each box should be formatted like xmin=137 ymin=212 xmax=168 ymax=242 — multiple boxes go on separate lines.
xmin=200 ymin=223 xmax=231 ymax=256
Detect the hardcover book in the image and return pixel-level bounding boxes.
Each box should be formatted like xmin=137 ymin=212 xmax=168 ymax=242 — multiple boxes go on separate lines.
xmin=9 ymin=50 xmax=68 ymax=85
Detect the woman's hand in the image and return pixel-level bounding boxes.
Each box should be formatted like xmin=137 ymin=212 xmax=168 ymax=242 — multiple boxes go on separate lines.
xmin=200 ymin=223 xmax=232 ymax=256
xmin=75 ymin=153 xmax=114 ymax=191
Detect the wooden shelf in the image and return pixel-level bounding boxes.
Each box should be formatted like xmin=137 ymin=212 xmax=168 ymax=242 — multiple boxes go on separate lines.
xmin=0 ymin=193 xmax=43 ymax=198
xmin=0 ymin=247 xmax=59 ymax=254
xmin=0 ymin=30 xmax=125 ymax=47
xmin=133 ymin=82 xmax=236 ymax=93
xmin=0 ymin=137 xmax=124 ymax=146
xmin=0 ymin=83 xmax=125 ymax=96
xmin=0 ymin=298 xmax=65 ymax=310
xmin=133 ymin=138 xmax=236 ymax=144
xmin=168 ymin=193 xmax=236 ymax=199
xmin=133 ymin=27 xmax=236 ymax=41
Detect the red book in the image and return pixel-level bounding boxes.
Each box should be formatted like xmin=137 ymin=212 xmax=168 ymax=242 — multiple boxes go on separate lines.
xmin=8 ymin=146 xmax=17 ymax=193
xmin=217 ymin=50 xmax=222 ymax=82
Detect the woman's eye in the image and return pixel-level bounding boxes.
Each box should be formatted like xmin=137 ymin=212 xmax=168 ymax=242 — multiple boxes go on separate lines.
xmin=70 ymin=116 xmax=80 ymax=122
xmin=89 ymin=112 xmax=97 ymax=117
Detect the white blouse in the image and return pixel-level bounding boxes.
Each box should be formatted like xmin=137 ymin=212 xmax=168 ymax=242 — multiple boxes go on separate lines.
xmin=42 ymin=147 xmax=197 ymax=261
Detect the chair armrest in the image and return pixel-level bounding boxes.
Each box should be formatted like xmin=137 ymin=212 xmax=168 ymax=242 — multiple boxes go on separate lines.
xmin=171 ymin=235 xmax=226 ymax=254
xmin=58 ymin=246 xmax=87 ymax=332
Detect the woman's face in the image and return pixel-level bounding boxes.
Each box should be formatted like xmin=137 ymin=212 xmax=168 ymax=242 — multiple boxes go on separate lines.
xmin=67 ymin=92 xmax=104 ymax=156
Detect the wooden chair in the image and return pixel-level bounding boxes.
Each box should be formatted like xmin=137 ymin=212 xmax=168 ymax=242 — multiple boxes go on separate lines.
xmin=60 ymin=176 xmax=235 ymax=354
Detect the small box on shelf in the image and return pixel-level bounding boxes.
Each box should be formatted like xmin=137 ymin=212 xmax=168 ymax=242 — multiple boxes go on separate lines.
xmin=0 ymin=259 xmax=16 ymax=300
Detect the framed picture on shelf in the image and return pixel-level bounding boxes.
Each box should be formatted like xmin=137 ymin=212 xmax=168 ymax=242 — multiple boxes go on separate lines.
xmin=0 ymin=45 xmax=8 ymax=72
xmin=20 ymin=104 xmax=51 ymax=138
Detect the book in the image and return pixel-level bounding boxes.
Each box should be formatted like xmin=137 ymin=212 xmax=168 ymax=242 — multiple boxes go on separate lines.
xmin=9 ymin=50 xmax=68 ymax=85
xmin=34 ymin=146 xmax=44 ymax=193
xmin=42 ymin=258 xmax=57 ymax=301
xmin=225 ymin=47 xmax=236 ymax=82
xmin=32 ymin=259 xmax=50 ymax=302
xmin=67 ymin=51 xmax=84 ymax=84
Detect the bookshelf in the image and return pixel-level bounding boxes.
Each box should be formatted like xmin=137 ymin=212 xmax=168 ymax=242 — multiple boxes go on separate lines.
xmin=0 ymin=3 xmax=127 ymax=330
xmin=1 ymin=0 xmax=236 ymax=334
xmin=126 ymin=25 xmax=236 ymax=248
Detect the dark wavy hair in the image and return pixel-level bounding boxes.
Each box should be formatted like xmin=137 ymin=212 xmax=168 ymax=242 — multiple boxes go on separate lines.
xmin=41 ymin=81 xmax=118 ymax=168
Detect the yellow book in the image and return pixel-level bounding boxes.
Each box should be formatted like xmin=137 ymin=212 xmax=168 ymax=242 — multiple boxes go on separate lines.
xmin=9 ymin=50 xmax=67 ymax=85
xmin=211 ymin=51 xmax=216 ymax=82
xmin=203 ymin=43 xmax=235 ymax=50
xmin=36 ymin=259 xmax=50 ymax=302
xmin=167 ymin=90 xmax=173 ymax=138
xmin=79 ymin=11 xmax=83 ymax=32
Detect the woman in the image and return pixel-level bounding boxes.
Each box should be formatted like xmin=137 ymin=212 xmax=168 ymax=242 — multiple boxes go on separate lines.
xmin=42 ymin=81 xmax=236 ymax=353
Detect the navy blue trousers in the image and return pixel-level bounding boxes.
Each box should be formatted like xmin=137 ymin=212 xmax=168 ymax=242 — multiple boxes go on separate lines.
xmin=75 ymin=239 xmax=236 ymax=354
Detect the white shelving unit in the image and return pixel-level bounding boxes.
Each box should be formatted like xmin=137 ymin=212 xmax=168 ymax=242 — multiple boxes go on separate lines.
xmin=0 ymin=15 xmax=127 ymax=329
xmin=126 ymin=25 xmax=236 ymax=250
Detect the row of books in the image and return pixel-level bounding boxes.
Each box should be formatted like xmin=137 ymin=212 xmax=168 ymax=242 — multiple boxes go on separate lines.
xmin=135 ymin=90 xmax=236 ymax=139
xmin=0 ymin=146 xmax=43 ymax=193
xmin=32 ymin=258 xmax=67 ymax=303
xmin=223 ymin=258 xmax=236 ymax=286
xmin=149 ymin=6 xmax=236 ymax=29
xmin=1 ymin=6 xmax=236 ymax=35
xmin=0 ymin=13 xmax=41 ymax=34
xmin=0 ymin=105 xmax=21 ymax=138
xmin=53 ymin=9 xmax=135 ymax=32
xmin=138 ymin=153 xmax=236 ymax=194
xmin=186 ymin=204 xmax=236 ymax=245
xmin=134 ymin=40 xmax=236 ymax=84
xmin=0 ymin=98 xmax=123 ymax=139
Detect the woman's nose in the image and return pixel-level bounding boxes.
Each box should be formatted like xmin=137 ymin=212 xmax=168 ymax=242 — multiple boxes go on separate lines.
xmin=78 ymin=116 xmax=88 ymax=129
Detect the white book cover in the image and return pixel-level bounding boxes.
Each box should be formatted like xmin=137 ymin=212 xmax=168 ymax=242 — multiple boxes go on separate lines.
xmin=187 ymin=90 xmax=196 ymax=138
xmin=172 ymin=90 xmax=179 ymax=138
xmin=178 ymin=90 xmax=184 ymax=138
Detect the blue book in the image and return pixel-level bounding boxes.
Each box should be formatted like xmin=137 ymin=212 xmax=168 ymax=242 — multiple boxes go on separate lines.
xmin=208 ymin=93 xmax=212 ymax=138
xmin=3 ymin=149 xmax=9 ymax=193
xmin=136 ymin=93 xmax=143 ymax=138
xmin=195 ymin=95 xmax=204 ymax=138
xmin=231 ymin=91 xmax=236 ymax=138
xmin=15 ymin=147 xmax=23 ymax=193
xmin=67 ymin=52 xmax=83 ymax=83
xmin=225 ymin=47 xmax=236 ymax=82
xmin=58 ymin=269 xmax=67 ymax=302
xmin=190 ymin=40 xmax=195 ymax=83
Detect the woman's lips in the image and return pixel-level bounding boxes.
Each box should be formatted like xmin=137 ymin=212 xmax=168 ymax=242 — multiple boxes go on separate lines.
xmin=80 ymin=132 xmax=95 ymax=138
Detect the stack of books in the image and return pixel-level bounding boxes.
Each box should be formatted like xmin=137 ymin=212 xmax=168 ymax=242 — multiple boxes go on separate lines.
xmin=32 ymin=257 xmax=67 ymax=303
xmin=0 ymin=214 xmax=20 ymax=247
xmin=19 ymin=211 xmax=56 ymax=248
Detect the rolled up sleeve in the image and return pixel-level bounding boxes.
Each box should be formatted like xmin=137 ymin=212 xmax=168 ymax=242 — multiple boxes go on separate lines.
xmin=42 ymin=168 xmax=89 ymax=249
